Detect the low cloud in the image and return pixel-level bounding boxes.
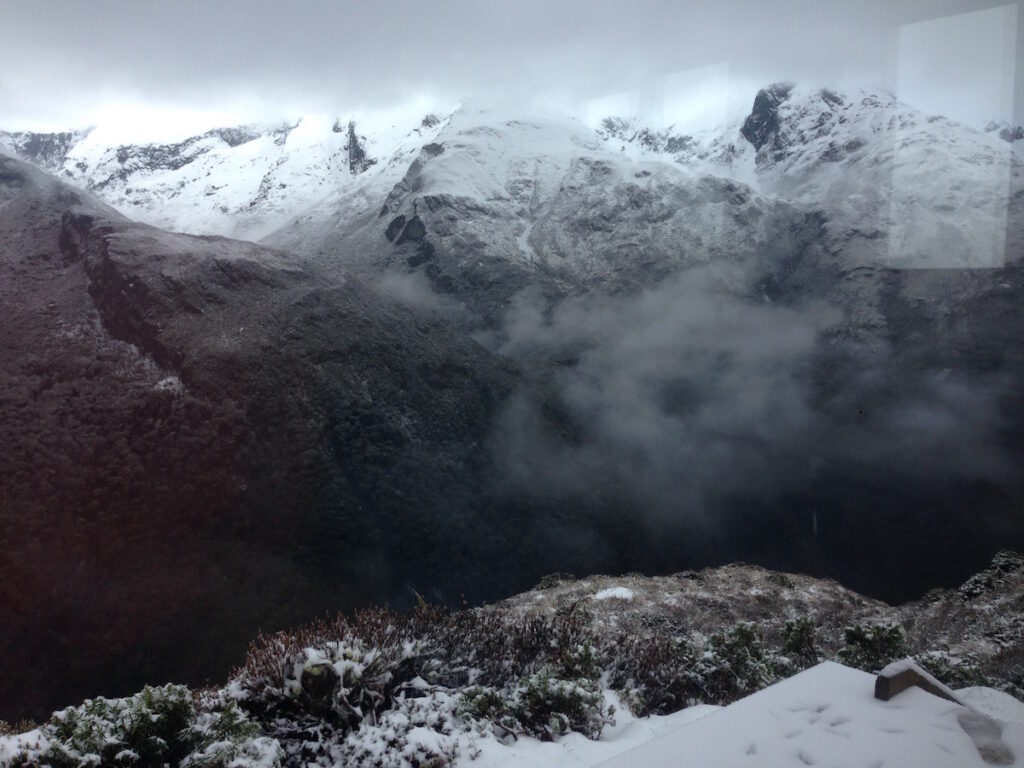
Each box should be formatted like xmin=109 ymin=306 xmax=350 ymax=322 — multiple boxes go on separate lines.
xmin=487 ymin=267 xmax=841 ymax=520
xmin=374 ymin=269 xmax=471 ymax=320
xmin=482 ymin=263 xmax=1019 ymax=593
xmin=3 ymin=0 xmax=1017 ymax=131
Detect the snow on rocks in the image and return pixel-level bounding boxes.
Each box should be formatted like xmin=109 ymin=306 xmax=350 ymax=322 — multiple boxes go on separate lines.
xmin=7 ymin=84 xmax=1021 ymax=279
xmin=605 ymin=84 xmax=1024 ymax=270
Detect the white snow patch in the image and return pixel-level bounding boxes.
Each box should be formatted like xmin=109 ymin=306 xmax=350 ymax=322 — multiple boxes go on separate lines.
xmin=516 ymin=220 xmax=536 ymax=262
xmin=593 ymin=587 xmax=634 ymax=602
xmin=154 ymin=375 xmax=183 ymax=394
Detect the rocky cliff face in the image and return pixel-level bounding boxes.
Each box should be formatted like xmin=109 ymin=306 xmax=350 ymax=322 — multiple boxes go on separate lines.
xmin=740 ymin=82 xmax=796 ymax=156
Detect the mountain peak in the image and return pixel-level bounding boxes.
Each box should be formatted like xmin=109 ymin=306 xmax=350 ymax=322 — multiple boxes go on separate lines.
xmin=740 ymin=82 xmax=796 ymax=152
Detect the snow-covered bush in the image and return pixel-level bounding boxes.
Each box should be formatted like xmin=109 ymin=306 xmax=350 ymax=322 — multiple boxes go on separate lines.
xmin=227 ymin=604 xmax=613 ymax=761
xmin=43 ymin=684 xmax=195 ymax=768
xmin=781 ymin=616 xmax=819 ymax=668
xmin=607 ymin=634 xmax=703 ymax=716
xmin=912 ymin=651 xmax=989 ymax=691
xmin=26 ymin=685 xmax=279 ymax=768
xmin=992 ymin=643 xmax=1024 ymax=700
xmin=516 ymin=671 xmax=610 ymax=740
xmin=231 ymin=611 xmax=443 ymax=765
xmin=697 ymin=622 xmax=785 ymax=702
xmin=181 ymin=700 xmax=282 ymax=768
xmin=459 ymin=669 xmax=609 ymax=741
xmin=609 ymin=622 xmax=791 ymax=714
xmin=334 ymin=690 xmax=459 ymax=768
xmin=837 ymin=622 xmax=910 ymax=672
xmin=957 ymin=550 xmax=1024 ymax=599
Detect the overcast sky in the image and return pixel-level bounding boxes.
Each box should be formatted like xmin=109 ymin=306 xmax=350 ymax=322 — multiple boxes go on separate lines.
xmin=2 ymin=0 xmax=1021 ymax=137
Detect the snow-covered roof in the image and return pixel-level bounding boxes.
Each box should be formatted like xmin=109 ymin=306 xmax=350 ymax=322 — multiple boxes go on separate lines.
xmin=596 ymin=662 xmax=1024 ymax=768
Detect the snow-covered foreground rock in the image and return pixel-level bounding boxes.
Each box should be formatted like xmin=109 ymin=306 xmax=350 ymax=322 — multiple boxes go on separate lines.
xmin=598 ymin=662 xmax=1024 ymax=768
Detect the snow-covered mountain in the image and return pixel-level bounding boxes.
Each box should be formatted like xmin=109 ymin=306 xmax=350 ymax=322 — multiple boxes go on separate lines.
xmin=264 ymin=103 xmax=822 ymax=325
xmin=6 ymin=84 xmax=1018 ymax=277
xmin=0 ymin=113 xmax=444 ymax=242
xmin=601 ymin=84 xmax=1023 ymax=269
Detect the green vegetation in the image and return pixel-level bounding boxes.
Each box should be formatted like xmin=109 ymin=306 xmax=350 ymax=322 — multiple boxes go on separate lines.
xmin=781 ymin=616 xmax=819 ymax=668
xmin=15 ymin=685 xmax=279 ymax=768
xmin=837 ymin=622 xmax=910 ymax=672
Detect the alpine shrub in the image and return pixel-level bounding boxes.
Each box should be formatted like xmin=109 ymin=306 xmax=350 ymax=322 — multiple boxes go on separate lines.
xmin=837 ymin=622 xmax=910 ymax=672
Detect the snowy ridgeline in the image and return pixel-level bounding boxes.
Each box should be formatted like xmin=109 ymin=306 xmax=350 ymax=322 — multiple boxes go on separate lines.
xmin=2 ymin=83 xmax=1020 ymax=273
